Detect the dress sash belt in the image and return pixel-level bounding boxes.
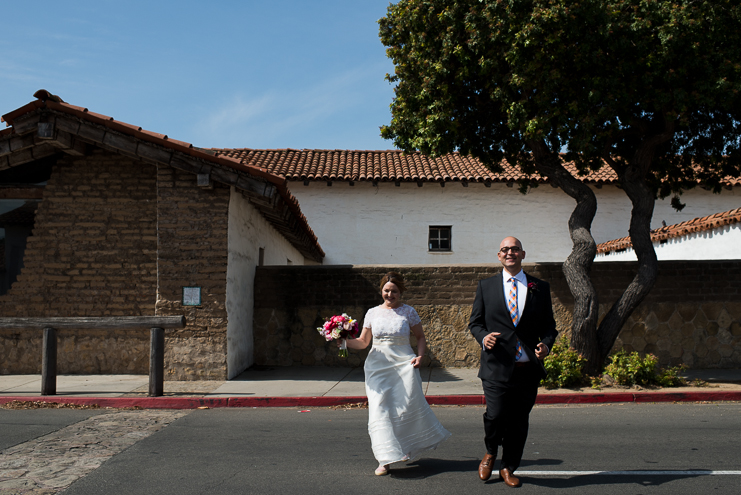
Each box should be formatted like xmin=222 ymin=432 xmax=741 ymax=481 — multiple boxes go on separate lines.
xmin=372 ymin=336 xmax=409 ymax=346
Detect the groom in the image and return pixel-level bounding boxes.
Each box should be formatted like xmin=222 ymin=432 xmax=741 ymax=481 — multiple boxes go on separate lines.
xmin=468 ymin=236 xmax=558 ymax=487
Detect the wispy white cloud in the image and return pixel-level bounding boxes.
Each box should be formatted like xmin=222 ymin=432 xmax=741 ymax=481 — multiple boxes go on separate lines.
xmin=195 ymin=64 xmax=389 ymax=149
xmin=58 ymin=59 xmax=85 ymax=68
xmin=0 ymin=59 xmax=47 ymax=85
xmin=202 ymin=94 xmax=277 ymax=136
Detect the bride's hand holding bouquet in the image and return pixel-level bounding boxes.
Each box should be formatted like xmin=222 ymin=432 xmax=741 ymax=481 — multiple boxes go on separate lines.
xmin=317 ymin=313 xmax=360 ymax=357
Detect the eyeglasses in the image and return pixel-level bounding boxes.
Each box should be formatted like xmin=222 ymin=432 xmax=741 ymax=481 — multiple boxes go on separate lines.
xmin=499 ymin=247 xmax=522 ymax=254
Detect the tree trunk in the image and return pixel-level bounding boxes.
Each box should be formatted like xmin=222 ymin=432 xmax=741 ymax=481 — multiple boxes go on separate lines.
xmin=596 ymin=166 xmax=659 ymax=360
xmin=529 ymin=142 xmax=601 ymax=374
xmin=595 ymin=121 xmax=673 ymax=363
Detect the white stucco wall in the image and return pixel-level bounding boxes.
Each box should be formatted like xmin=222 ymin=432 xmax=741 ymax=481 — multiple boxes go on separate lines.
xmin=595 ymin=223 xmax=741 ymax=261
xmin=288 ymin=181 xmax=739 ymax=264
xmin=226 ymin=187 xmax=306 ymax=378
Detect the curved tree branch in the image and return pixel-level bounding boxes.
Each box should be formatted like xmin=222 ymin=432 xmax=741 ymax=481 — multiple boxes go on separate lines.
xmin=597 ymin=121 xmax=676 ymax=358
xmin=529 ymin=140 xmax=601 ymax=373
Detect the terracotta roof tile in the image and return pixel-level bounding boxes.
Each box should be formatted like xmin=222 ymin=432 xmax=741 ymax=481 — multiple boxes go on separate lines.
xmin=596 ymin=207 xmax=741 ymax=254
xmin=85 ymin=110 xmax=114 ymax=121
xmin=165 ymin=137 xmax=193 ymax=149
xmin=212 ymin=149 xmax=605 ymax=184
xmin=1 ymin=101 xmax=45 ymax=126
xmin=139 ymin=130 xmax=168 ymax=140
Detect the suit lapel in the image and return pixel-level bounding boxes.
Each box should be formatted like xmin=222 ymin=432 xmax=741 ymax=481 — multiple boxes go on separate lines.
xmin=496 ymin=271 xmax=517 ymax=330
xmin=494 ymin=271 xmax=506 ymax=314
xmin=518 ymin=273 xmax=537 ymax=327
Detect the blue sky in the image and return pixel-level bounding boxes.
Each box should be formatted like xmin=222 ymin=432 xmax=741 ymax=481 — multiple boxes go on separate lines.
xmin=0 ymin=1 xmax=398 ymax=150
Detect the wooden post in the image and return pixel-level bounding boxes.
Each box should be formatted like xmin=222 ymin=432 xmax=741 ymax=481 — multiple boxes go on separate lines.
xmin=149 ymin=327 xmax=165 ymax=397
xmin=41 ymin=327 xmax=57 ymax=396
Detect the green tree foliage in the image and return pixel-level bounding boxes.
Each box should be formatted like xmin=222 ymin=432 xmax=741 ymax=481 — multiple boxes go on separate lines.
xmin=380 ymin=0 xmax=741 ymax=371
xmin=380 ymin=0 xmax=741 ymax=185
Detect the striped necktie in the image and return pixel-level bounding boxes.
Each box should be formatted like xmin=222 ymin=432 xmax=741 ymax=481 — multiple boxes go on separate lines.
xmin=508 ymin=277 xmax=519 ymax=326
xmin=509 ymin=278 xmax=523 ymax=361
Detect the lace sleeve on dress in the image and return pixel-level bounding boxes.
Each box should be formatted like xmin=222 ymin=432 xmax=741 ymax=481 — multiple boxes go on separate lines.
xmin=405 ymin=305 xmax=422 ymax=326
xmin=362 ymin=307 xmax=374 ymax=330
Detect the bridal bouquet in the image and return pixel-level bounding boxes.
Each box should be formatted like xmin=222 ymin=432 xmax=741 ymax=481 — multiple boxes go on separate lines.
xmin=317 ymin=313 xmax=360 ymax=357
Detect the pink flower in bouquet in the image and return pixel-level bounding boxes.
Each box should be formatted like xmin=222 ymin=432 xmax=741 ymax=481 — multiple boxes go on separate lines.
xmin=317 ymin=313 xmax=359 ymax=357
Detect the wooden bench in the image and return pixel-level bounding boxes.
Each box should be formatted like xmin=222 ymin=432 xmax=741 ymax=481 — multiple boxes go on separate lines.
xmin=0 ymin=316 xmax=186 ymax=397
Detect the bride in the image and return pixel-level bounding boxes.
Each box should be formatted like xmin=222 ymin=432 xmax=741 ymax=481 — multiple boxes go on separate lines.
xmin=344 ymin=271 xmax=451 ymax=475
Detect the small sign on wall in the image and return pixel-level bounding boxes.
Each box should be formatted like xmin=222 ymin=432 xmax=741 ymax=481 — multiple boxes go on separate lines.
xmin=182 ymin=287 xmax=202 ymax=306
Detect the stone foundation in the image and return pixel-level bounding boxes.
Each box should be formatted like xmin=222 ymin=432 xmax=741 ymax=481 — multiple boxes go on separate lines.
xmin=616 ymin=302 xmax=741 ymax=368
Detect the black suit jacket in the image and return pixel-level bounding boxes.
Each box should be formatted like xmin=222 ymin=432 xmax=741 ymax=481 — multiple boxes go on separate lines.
xmin=469 ymin=272 xmax=558 ymax=382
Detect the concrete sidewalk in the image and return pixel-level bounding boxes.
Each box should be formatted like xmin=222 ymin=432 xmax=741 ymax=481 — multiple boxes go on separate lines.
xmin=1 ymin=367 xmax=740 ymax=408
xmin=0 ymin=367 xmax=481 ymax=398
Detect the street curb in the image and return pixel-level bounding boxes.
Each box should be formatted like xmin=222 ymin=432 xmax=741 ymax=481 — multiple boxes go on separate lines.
xmin=536 ymin=391 xmax=741 ymax=404
xmin=2 ymin=391 xmax=740 ymax=409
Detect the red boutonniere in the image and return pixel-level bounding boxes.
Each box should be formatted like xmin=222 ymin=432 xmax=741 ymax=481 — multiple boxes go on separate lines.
xmin=527 ymin=282 xmax=538 ymax=293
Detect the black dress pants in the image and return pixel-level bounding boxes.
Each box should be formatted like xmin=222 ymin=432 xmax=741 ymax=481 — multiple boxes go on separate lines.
xmin=481 ymin=363 xmax=540 ymax=472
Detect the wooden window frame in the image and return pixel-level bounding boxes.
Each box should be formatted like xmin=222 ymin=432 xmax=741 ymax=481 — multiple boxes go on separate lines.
xmin=428 ymin=226 xmax=452 ymax=252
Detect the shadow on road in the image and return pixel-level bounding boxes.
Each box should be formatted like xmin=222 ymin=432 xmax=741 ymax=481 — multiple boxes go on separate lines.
xmin=524 ymin=472 xmax=705 ymax=488
xmin=388 ymin=458 xmax=480 ymax=479
xmin=389 ymin=456 xmax=567 ymax=480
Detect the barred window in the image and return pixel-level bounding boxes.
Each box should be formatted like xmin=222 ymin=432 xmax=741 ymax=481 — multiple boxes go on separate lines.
xmin=429 ymin=226 xmax=452 ymax=251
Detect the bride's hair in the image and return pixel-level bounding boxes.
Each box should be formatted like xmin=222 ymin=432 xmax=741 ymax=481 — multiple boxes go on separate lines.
xmin=380 ymin=271 xmax=406 ymax=293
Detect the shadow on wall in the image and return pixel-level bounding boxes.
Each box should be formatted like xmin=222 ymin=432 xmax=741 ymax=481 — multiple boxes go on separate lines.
xmin=253 ymin=263 xmax=741 ymax=369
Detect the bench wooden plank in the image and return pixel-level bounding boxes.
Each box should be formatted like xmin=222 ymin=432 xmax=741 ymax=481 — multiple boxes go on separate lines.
xmin=0 ymin=316 xmax=186 ymax=331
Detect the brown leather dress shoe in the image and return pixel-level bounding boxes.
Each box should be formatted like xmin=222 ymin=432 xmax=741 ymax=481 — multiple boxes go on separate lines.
xmin=499 ymin=468 xmax=521 ymax=487
xmin=478 ymin=454 xmax=495 ymax=481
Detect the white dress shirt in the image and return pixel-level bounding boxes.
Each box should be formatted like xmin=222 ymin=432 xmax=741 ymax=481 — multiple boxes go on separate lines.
xmin=503 ymin=269 xmax=530 ymax=362
xmin=502 ymin=269 xmax=528 ymax=318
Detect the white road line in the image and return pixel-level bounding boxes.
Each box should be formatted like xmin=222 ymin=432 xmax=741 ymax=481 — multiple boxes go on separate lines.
xmin=517 ymin=470 xmax=741 ymax=476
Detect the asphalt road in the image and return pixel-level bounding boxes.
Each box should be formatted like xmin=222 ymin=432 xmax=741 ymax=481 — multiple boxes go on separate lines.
xmin=3 ymin=403 xmax=740 ymax=494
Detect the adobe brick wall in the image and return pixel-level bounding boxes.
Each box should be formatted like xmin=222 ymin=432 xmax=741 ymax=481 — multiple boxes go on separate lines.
xmin=253 ymin=262 xmax=741 ymax=369
xmin=154 ymin=166 xmax=230 ymax=380
xmin=0 ymin=153 xmax=232 ymax=379
xmin=0 ymin=151 xmax=157 ymax=374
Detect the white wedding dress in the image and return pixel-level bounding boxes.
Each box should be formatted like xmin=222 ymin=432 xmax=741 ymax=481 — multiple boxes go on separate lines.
xmin=363 ymin=304 xmax=451 ymax=466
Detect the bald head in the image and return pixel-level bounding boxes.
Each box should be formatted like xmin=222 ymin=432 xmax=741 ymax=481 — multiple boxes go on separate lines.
xmin=500 ymin=237 xmax=522 ymax=250
xmin=498 ymin=236 xmax=526 ymax=276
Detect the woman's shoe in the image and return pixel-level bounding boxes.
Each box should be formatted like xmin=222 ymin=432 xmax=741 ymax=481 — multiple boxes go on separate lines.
xmin=375 ymin=465 xmax=389 ymax=476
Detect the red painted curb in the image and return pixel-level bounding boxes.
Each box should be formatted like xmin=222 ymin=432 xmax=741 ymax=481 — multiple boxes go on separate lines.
xmin=536 ymin=393 xmax=636 ymax=404
xmin=426 ymin=395 xmax=486 ymax=405
xmin=227 ymin=396 xmax=368 ymax=407
xmin=1 ymin=392 xmax=740 ymax=409
xmin=632 ymin=391 xmax=741 ymax=402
